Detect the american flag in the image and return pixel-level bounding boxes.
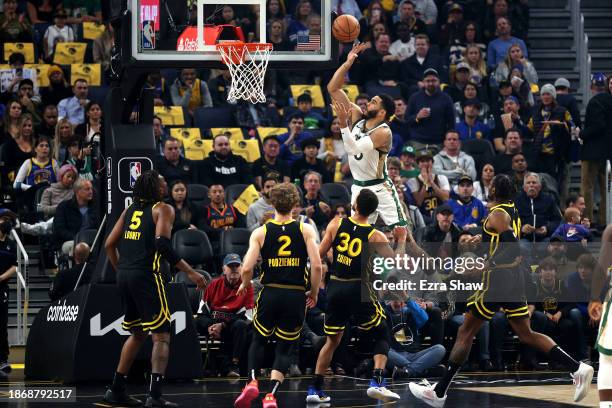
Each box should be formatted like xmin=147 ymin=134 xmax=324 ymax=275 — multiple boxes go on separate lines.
xmin=296 ymin=34 xmax=320 ymax=51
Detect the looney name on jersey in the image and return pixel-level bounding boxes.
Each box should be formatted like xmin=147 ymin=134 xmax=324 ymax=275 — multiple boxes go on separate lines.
xmin=124 ymin=231 xmax=141 ymax=240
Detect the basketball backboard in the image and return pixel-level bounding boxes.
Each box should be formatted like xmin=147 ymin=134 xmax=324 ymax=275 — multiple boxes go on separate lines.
xmin=128 ymin=0 xmax=336 ymax=69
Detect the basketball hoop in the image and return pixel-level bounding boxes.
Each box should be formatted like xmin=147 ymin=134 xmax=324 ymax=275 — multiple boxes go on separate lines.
xmin=216 ymin=42 xmax=273 ymax=104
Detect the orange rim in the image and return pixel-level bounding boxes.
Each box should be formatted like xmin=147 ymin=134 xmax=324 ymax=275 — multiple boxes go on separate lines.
xmin=216 ymin=42 xmax=272 ymax=65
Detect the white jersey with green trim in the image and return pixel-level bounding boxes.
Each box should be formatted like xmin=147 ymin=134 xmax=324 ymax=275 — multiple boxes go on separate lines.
xmin=597 ymin=277 xmax=612 ymax=355
xmin=347 ymin=119 xmax=391 ymax=182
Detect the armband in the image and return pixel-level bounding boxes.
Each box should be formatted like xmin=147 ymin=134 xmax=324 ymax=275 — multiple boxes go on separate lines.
xmin=155 ymin=236 xmax=182 ymax=266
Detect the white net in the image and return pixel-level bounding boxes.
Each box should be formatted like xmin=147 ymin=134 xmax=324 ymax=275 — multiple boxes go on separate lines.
xmin=216 ymin=43 xmax=273 ymax=104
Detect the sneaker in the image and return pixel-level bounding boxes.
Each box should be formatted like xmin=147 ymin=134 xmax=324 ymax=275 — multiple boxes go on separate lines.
xmin=0 ymin=362 xmax=12 ymax=373
xmin=288 ymin=364 xmax=302 ymax=377
xmin=103 ymin=388 xmax=143 ymax=407
xmin=306 ymin=386 xmax=331 ymax=403
xmin=234 ymin=380 xmax=259 ymax=408
xmin=144 ymin=396 xmax=179 ymax=407
xmin=366 ymin=378 xmax=400 ymax=402
xmin=19 ymin=222 xmax=39 ymax=236
xmin=409 ymin=379 xmax=446 ymax=408
xmin=227 ymin=364 xmax=240 ymax=378
xmin=571 ymin=361 xmax=594 ymax=402
xmin=262 ymin=393 xmax=277 ymax=408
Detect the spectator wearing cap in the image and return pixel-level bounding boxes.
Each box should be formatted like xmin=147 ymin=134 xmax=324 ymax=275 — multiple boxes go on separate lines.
xmin=399 ymin=145 xmax=420 ymax=179
xmin=401 ymin=34 xmax=444 ymax=92
xmin=486 ymin=17 xmax=528 ymax=68
xmin=155 ymin=137 xmax=195 ymax=185
xmin=494 ymin=43 xmax=538 ymax=87
xmin=389 ymin=21 xmax=416 ymax=62
xmin=196 ymin=134 xmax=253 ymax=188
xmin=247 ymin=177 xmax=277 ymax=231
xmin=296 ymin=93 xmax=328 ymax=130
xmin=438 ymin=3 xmax=465 ymax=48
xmin=444 ymin=62 xmax=471 ymax=103
xmin=527 ymin=83 xmax=573 ymax=190
xmin=515 ymin=172 xmax=562 ymax=243
xmin=448 ymin=175 xmax=486 ymax=230
xmin=407 ymin=149 xmax=450 ymax=223
xmin=492 ymin=96 xmax=530 ymax=152
xmin=40 ymin=65 xmax=73 ymax=107
xmin=252 ymin=135 xmax=290 ymax=189
xmin=421 ymin=203 xmax=462 ymax=257
xmin=278 ymin=112 xmax=314 ymax=165
xmin=290 ymin=137 xmax=332 ymax=185
xmin=554 ymin=78 xmax=582 ymax=129
xmin=406 ymin=67 xmax=455 ymax=148
xmin=578 ymin=72 xmax=612 ymax=229
xmin=456 ymin=98 xmax=491 ymax=141
xmin=196 ymin=253 xmax=253 ymax=378
xmin=433 ymin=130 xmax=477 ymax=186
xmin=43 ymin=9 xmax=74 ymax=60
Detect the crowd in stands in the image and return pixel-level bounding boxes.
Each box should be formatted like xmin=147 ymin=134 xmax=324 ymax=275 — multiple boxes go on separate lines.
xmin=1 ymin=0 xmax=612 ymax=380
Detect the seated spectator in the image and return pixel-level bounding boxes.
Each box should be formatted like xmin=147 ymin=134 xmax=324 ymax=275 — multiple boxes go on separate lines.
xmin=16 ymin=79 xmax=42 ymax=124
xmin=515 ymin=172 xmax=561 ymax=243
xmin=199 ymin=184 xmax=246 ymax=250
xmin=0 ymin=0 xmax=33 ymax=43
xmin=197 ymin=134 xmax=253 ymax=187
xmin=1 ymin=113 xmax=34 ymax=191
xmin=49 ymin=242 xmax=92 ymax=301
xmin=143 ymin=71 xmax=170 ymax=107
xmin=170 ymin=68 xmax=213 ymax=115
xmin=492 ymin=97 xmax=530 ymax=152
xmin=40 ymin=65 xmax=73 ymax=107
xmin=287 ymin=0 xmax=312 ymax=45
xmin=438 ymin=3 xmax=466 ymax=48
xmin=166 ymin=180 xmax=201 ymax=233
xmin=401 ymin=34 xmax=443 ymax=92
xmin=43 ymin=10 xmax=74 ymax=61
xmin=2 ymin=99 xmax=23 ymax=141
xmin=388 ymin=156 xmax=416 ymax=207
xmin=475 ymin=163 xmax=494 ymax=205
xmin=493 ymin=128 xmax=533 ymax=174
xmin=393 ymin=1 xmax=426 ymax=36
xmin=74 ymin=101 xmax=102 ymax=143
xmin=484 ymin=0 xmax=528 ymax=47
xmin=406 ymin=68 xmax=455 ymax=148
xmin=506 ymin=64 xmax=534 ymax=108
xmin=53 ymin=178 xmax=98 ymax=256
xmin=268 ymin=18 xmax=293 ymax=51
xmin=247 ymin=176 xmax=277 ymax=231
xmin=508 ymin=153 xmax=528 ymax=192
xmin=195 ymin=253 xmax=253 ymax=377
xmin=421 ymin=203 xmax=461 ymax=259
xmin=290 ymin=138 xmax=331 ymax=185
xmin=552 ymin=207 xmax=591 ymax=259
xmin=412 ymin=0 xmax=438 ymax=26
xmin=486 ymin=17 xmax=527 ymax=68
xmin=330 ymin=203 xmax=350 ymax=220
xmin=208 ymin=69 xmax=232 ymax=106
xmin=93 ymin=22 xmax=114 ymax=73
xmin=407 ymin=149 xmax=450 ymax=223
xmin=448 ymin=25 xmax=487 ymax=72
xmin=152 ymin=115 xmax=167 ymax=156
xmin=278 ymin=113 xmax=313 ymax=165
xmin=252 ymin=135 xmax=290 ymax=188
xmin=565 ymin=254 xmax=598 ymax=352
xmin=433 ymin=130 xmax=477 ymax=187
xmin=301 ymin=171 xmax=331 ymax=229
xmin=384 ymin=298 xmax=446 ymax=378
xmin=318 ymin=117 xmax=346 ymax=177
xmin=296 ymin=93 xmax=327 ymax=130
xmin=543 ymin=236 xmax=577 ymax=280
xmin=448 ymin=175 xmax=486 ymax=230
xmin=64 ymin=139 xmax=94 ymax=180
xmin=494 ymin=43 xmax=538 ymax=87
xmin=453 ymin=81 xmax=492 ymax=128
xmin=58 ymin=79 xmax=89 ymax=126
xmin=398 ymin=145 xmax=420 ymax=179
xmin=291 ymin=203 xmax=320 ymax=243
xmin=155 ymin=137 xmax=195 ymax=185
xmin=36 ymin=105 xmax=59 ymax=138
xmin=389 ymin=97 xmax=411 ymax=143
xmin=565 ymin=193 xmax=590 ymax=228
xmin=455 ymin=98 xmax=491 ymax=141
xmin=358 ymin=1 xmax=388 ymax=42
xmin=389 ymin=21 xmax=415 ymax=62
xmin=444 ymin=62 xmax=471 ymax=103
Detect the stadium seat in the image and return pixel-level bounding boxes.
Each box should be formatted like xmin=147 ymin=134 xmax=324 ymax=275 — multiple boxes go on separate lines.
xmin=87 ymin=85 xmax=110 ymax=105
xmin=188 ymin=184 xmax=210 ymax=208
xmin=193 ymin=106 xmax=235 ymax=131
xmin=220 ymin=228 xmax=250 ymax=258
xmin=71 ymin=63 xmax=102 ymax=86
xmin=170 ymin=128 xmax=201 ymax=146
xmin=320 ymin=183 xmax=351 ymax=207
xmin=539 ymin=172 xmax=561 ymax=204
xmin=461 ymin=139 xmax=495 ymax=175
xmin=210 ymin=127 xmax=244 ymax=140
xmin=4 ymin=43 xmax=36 ymax=63
xmin=290 ymin=85 xmax=325 ymax=108
xmin=175 ymin=269 xmax=212 ymax=313
xmin=230 ymin=139 xmax=261 ymax=162
xmin=224 ymin=184 xmax=248 ymax=205
xmin=172 ymin=229 xmax=214 ymax=269
xmin=184 ymin=139 xmax=213 ymax=160
xmin=53 ymin=42 xmax=87 ymax=64
xmin=154 ymin=106 xmax=187 ymax=126
xmin=256 ymin=127 xmax=288 ymax=142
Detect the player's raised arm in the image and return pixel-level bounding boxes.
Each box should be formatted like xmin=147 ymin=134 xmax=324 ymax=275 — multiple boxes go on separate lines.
xmin=327 ymin=42 xmax=367 ymax=123
xmin=105 ymin=208 xmax=128 ymax=271
xmin=237 ymin=226 xmax=264 ymax=295
xmin=589 ymin=224 xmax=612 ymax=320
xmin=303 ymin=222 xmax=322 ymax=307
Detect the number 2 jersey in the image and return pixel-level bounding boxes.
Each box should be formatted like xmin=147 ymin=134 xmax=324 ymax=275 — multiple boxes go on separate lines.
xmin=260 ymin=220 xmax=309 ymax=288
xmin=117 ymin=201 xmax=159 ymax=271
xmin=330 ymin=217 xmax=375 ymax=280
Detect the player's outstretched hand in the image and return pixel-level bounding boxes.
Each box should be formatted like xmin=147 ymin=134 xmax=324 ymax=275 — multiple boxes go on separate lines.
xmin=346 ymin=42 xmax=369 ymax=64
xmin=393 ymin=226 xmax=408 ymax=242
xmin=237 ymin=279 xmax=252 ymax=296
xmin=588 ymin=301 xmax=603 ymax=322
xmin=306 ymin=291 xmax=318 ymax=309
xmin=331 ymin=99 xmax=352 ymax=128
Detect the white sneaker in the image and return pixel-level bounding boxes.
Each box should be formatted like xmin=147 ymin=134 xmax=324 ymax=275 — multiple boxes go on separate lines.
xmin=571 ymin=361 xmax=594 ymax=402
xmin=409 ymin=379 xmax=446 ymax=408
xmin=366 ymin=379 xmax=400 ymax=402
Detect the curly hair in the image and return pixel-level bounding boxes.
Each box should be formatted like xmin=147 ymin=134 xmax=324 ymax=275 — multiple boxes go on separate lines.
xmin=490 ymin=174 xmax=515 ymax=203
xmin=269 ymin=183 xmax=300 ymax=215
xmin=133 ymin=169 xmax=162 ymax=204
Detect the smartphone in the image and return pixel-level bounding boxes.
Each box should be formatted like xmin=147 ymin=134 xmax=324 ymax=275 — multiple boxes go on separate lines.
xmin=16 ymin=68 xmax=23 ymax=76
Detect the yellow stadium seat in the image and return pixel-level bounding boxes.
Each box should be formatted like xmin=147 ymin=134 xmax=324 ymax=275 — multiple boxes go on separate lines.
xmin=24 ymin=64 xmax=50 ymax=87
xmin=341 ymin=84 xmax=361 ymax=103
xmin=71 ymin=63 xmax=101 ymax=86
xmin=154 ymin=106 xmax=185 ymax=126
xmin=53 ymin=42 xmax=87 ymax=64
xmin=230 ymin=139 xmax=261 ymax=162
xmin=290 ymin=85 xmax=325 ymax=108
xmin=211 ymin=128 xmax=243 ymax=140
xmin=256 ymin=127 xmax=288 ymax=142
xmin=4 ymin=43 xmax=35 ymax=63
xmin=170 ymin=128 xmax=201 ymax=144
xmin=184 ymin=139 xmax=213 ymax=161
xmin=82 ymin=22 xmax=106 ymax=40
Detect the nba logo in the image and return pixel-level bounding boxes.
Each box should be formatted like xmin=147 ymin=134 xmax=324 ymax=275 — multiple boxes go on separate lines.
xmin=142 ymin=20 xmax=155 ymax=49
xmin=129 ymin=162 xmax=141 ymax=187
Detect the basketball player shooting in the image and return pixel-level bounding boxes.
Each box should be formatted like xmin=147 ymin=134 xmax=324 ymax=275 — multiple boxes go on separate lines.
xmin=327 ymin=43 xmax=409 ymax=241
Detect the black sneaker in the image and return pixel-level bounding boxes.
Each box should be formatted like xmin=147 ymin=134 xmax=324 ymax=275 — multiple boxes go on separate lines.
xmin=144 ymin=396 xmax=179 ymax=407
xmin=0 ymin=362 xmax=12 ymax=373
xmin=103 ymin=388 xmax=143 ymax=407
xmin=226 ymin=364 xmax=240 ymax=378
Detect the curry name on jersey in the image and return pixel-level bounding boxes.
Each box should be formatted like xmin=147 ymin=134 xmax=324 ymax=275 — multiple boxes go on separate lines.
xmin=260 ymin=220 xmax=309 ymax=287
xmin=331 ymin=217 xmax=375 ymax=279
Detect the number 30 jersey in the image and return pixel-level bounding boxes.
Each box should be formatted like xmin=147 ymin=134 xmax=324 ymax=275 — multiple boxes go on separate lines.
xmin=118 ymin=201 xmax=160 ymax=271
xmin=331 ymin=217 xmax=375 ymax=279
xmin=260 ymin=220 xmax=309 ymax=288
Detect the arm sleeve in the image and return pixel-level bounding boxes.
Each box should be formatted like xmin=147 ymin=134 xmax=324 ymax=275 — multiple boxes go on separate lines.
xmin=340 ymin=127 xmax=374 ymax=155
xmin=405 ymin=300 xmax=429 ymax=329
xmin=13 ymin=160 xmax=31 ymax=190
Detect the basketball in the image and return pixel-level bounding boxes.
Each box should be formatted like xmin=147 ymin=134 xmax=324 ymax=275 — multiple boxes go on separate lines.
xmin=332 ymin=14 xmax=360 ymax=43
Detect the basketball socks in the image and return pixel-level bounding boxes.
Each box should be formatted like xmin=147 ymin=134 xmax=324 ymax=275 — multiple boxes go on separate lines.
xmin=372 ymin=369 xmax=384 ymax=385
xmin=149 ymin=373 xmax=164 ymax=399
xmin=111 ymin=372 xmax=127 ymax=392
xmin=270 ymin=380 xmax=281 ymax=396
xmin=250 ymin=369 xmax=257 ymax=382
xmin=434 ymin=361 xmax=462 ymax=398
xmin=548 ymin=345 xmax=580 ymax=373
xmin=313 ymin=374 xmax=324 ymax=389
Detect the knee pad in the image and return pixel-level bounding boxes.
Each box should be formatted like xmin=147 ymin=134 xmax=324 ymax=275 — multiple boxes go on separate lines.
xmin=599 ymin=353 xmax=612 ymax=390
xmin=272 ymin=340 xmax=294 ymax=373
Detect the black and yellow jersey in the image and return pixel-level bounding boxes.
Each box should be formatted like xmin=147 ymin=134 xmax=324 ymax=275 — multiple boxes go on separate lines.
xmin=482 ymin=202 xmax=521 ymax=257
xmin=260 ymin=220 xmax=308 ymax=288
xmin=117 ymin=201 xmax=159 ymax=271
xmin=330 ymin=217 xmax=375 ymax=280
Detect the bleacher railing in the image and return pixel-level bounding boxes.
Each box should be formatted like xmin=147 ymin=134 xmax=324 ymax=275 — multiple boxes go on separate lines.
xmin=571 ymin=0 xmax=591 ymax=102
xmin=11 ymin=229 xmax=29 ymax=346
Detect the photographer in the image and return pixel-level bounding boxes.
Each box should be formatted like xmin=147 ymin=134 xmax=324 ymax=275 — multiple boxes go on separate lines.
xmin=0 ymin=211 xmax=18 ymax=374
